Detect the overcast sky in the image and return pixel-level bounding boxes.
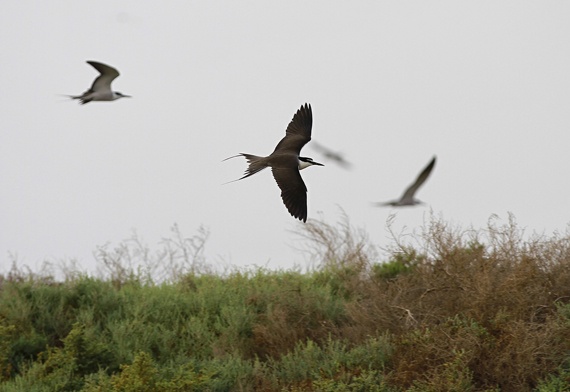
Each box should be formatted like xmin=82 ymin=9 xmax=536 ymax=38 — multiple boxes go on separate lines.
xmin=2 ymin=1 xmax=570 ymax=274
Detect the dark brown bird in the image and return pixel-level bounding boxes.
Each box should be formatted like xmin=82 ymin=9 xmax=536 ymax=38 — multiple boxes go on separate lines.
xmin=224 ymin=103 xmax=323 ymax=222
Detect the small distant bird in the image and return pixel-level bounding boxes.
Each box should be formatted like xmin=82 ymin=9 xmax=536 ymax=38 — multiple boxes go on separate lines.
xmin=68 ymin=61 xmax=131 ymax=104
xmin=375 ymin=156 xmax=436 ymax=207
xmin=311 ymin=141 xmax=352 ymax=169
xmin=224 ymin=103 xmax=324 ymax=222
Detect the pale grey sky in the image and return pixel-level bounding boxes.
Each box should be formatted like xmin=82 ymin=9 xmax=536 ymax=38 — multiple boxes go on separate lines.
xmin=2 ymin=1 xmax=570 ymax=273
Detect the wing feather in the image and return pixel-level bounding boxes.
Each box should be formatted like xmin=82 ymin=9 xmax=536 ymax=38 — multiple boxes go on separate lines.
xmin=400 ymin=156 xmax=436 ymax=201
xmin=87 ymin=61 xmax=120 ymax=92
xmin=272 ymin=167 xmax=308 ymax=222
xmin=273 ymin=103 xmax=313 ymax=155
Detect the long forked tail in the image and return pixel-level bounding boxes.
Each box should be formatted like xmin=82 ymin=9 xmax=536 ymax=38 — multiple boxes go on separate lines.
xmin=223 ymin=153 xmax=268 ymax=183
xmin=371 ymin=201 xmax=396 ymax=207
xmin=61 ymin=94 xmax=91 ymax=105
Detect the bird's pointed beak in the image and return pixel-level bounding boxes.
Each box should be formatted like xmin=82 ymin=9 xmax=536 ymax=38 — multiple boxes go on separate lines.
xmin=313 ymin=161 xmax=324 ymax=166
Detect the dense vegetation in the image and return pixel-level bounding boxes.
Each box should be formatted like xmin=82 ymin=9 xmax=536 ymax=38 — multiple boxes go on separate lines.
xmin=1 ymin=215 xmax=570 ymax=391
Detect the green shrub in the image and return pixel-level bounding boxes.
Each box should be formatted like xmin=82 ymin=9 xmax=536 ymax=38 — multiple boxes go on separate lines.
xmin=1 ymin=215 xmax=570 ymax=391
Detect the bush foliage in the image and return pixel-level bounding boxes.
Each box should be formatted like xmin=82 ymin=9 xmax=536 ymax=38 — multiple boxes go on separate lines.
xmin=1 ymin=215 xmax=570 ymax=391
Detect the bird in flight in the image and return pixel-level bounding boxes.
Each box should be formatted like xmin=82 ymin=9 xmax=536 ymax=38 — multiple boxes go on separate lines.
xmin=374 ymin=156 xmax=436 ymax=207
xmin=68 ymin=61 xmax=131 ymax=104
xmin=225 ymin=103 xmax=323 ymax=222
xmin=311 ymin=141 xmax=352 ymax=169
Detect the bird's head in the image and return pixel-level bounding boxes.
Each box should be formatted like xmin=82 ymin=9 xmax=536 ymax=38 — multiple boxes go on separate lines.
xmin=113 ymin=92 xmax=132 ymax=100
xmin=298 ymin=157 xmax=324 ymax=170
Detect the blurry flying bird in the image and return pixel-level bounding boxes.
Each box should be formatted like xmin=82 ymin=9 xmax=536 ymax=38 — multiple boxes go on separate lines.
xmin=311 ymin=141 xmax=352 ymax=169
xmin=68 ymin=61 xmax=131 ymax=104
xmin=374 ymin=156 xmax=436 ymax=207
xmin=224 ymin=103 xmax=323 ymax=222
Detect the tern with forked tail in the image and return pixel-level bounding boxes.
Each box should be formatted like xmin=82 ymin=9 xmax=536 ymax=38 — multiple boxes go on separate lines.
xmin=68 ymin=61 xmax=131 ymax=104
xmin=375 ymin=156 xmax=436 ymax=207
xmin=224 ymin=103 xmax=323 ymax=222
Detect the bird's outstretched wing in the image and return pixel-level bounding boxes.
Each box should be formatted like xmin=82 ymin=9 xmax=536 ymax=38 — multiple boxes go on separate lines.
xmin=87 ymin=61 xmax=120 ymax=93
xmin=272 ymin=166 xmax=308 ymax=222
xmin=399 ymin=156 xmax=436 ymax=201
xmin=273 ymin=103 xmax=313 ymax=155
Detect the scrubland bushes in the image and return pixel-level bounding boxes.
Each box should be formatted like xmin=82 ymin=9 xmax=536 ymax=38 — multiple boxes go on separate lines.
xmin=1 ymin=215 xmax=570 ymax=391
